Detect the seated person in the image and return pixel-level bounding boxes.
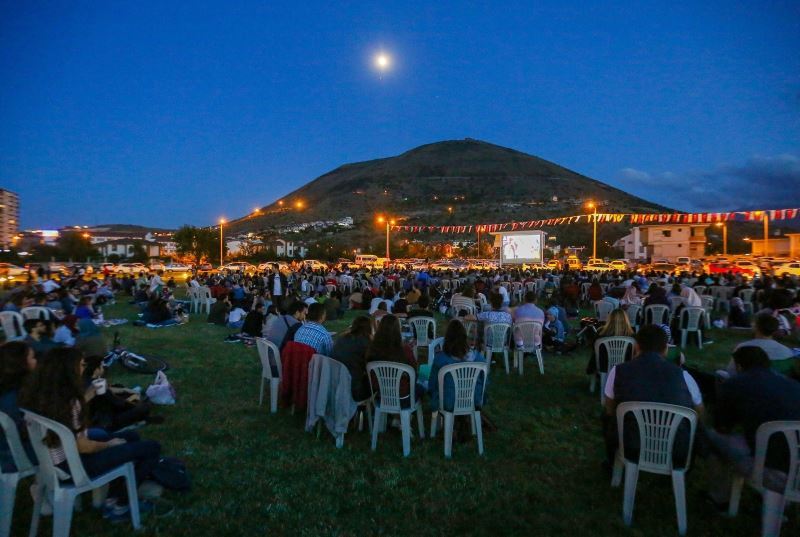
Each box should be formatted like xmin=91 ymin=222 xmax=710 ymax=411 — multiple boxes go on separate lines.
xmin=24 ymin=318 xmax=59 ymax=358
xmin=331 ymin=316 xmax=373 ymax=401
xmin=602 ymin=325 xmax=703 ymax=467
xmin=542 ymin=308 xmax=566 ymax=352
xmin=366 ymin=315 xmax=418 ymax=407
xmin=706 ymin=345 xmax=800 ymax=508
xmin=227 ymin=305 xmax=247 ymax=329
xmin=266 ymin=301 xmax=306 ymax=348
xmin=207 ymin=294 xmax=232 ymax=326
xmin=727 ymin=313 xmax=796 ymax=376
xmin=472 ymin=292 xmax=512 ymax=325
xmin=585 ymin=309 xmax=634 ymax=376
xmin=0 ymin=341 xmax=38 ymax=471
xmin=292 ymin=303 xmax=333 ymax=355
xmin=74 ymin=296 xmax=97 ymax=319
xmin=240 ymin=302 xmax=266 ymax=338
xmin=727 ymin=297 xmax=751 ymax=328
xmin=429 ymin=320 xmax=486 ymax=411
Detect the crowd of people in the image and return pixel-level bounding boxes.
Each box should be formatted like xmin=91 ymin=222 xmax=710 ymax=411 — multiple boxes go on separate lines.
xmin=2 ymin=260 xmax=800 ymax=531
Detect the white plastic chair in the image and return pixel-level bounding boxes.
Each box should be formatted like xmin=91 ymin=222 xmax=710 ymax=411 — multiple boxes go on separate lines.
xmin=1 ymin=411 xmax=37 ymax=537
xmin=644 ymin=304 xmax=670 ymax=326
xmin=511 ymin=282 xmax=524 ymax=304
xmin=0 ymin=312 xmax=26 ymax=341
xmin=512 ymin=321 xmax=543 ymax=375
xmin=408 ymin=317 xmax=436 ymax=355
xmin=429 ymin=362 xmax=489 ymax=458
xmin=483 ymin=323 xmax=511 ymax=374
xmin=728 ymin=421 xmax=800 ymax=537
xmin=610 ymin=402 xmax=698 ymax=536
xmin=23 ymin=410 xmax=141 ymax=537
xmin=594 ymin=301 xmax=614 ymax=322
xmin=592 ymin=337 xmax=635 ymax=403
xmin=668 ymin=296 xmax=684 ymax=314
xmin=426 ymin=337 xmax=445 ymax=369
xmin=580 ymin=282 xmax=592 ymax=304
xmin=739 ymin=288 xmax=756 ymax=315
xmin=256 ymin=338 xmax=282 ymax=413
xmin=679 ymin=307 xmax=704 ymax=349
xmin=325 ymin=284 xmax=337 ymax=294
xmin=198 ymin=286 xmax=216 ymax=315
xmin=20 ymin=307 xmax=54 ymax=322
xmin=701 ymin=296 xmax=715 ymax=327
xmin=366 ymin=362 xmax=425 ymax=457
xmin=693 ymin=285 xmax=706 ymax=296
xmin=187 ymin=287 xmax=200 ymax=314
xmin=625 ymin=305 xmax=642 ymax=332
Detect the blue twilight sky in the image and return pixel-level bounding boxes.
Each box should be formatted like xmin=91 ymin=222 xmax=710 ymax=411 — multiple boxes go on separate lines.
xmin=1 ymin=1 xmax=799 ymax=229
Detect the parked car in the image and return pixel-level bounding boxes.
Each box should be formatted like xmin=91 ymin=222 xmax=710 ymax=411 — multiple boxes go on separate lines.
xmin=164 ymin=263 xmax=192 ymax=273
xmin=116 ymin=262 xmax=147 ymax=274
xmin=775 ymin=262 xmax=800 ymax=277
xmin=708 ymin=262 xmax=756 ymax=278
xmin=584 ymin=262 xmax=613 ymax=272
xmin=642 ymin=262 xmax=677 ymax=274
xmin=303 ymin=259 xmax=328 ymax=271
xmin=546 ymin=259 xmax=562 ymax=270
xmin=0 ymin=262 xmax=28 ymax=279
xmin=221 ymin=262 xmax=257 ymax=274
xmin=149 ymin=261 xmax=166 ymax=271
xmin=100 ymin=263 xmax=117 ymax=274
xmin=609 ymin=260 xmax=628 ymax=271
xmin=197 ymin=263 xmax=214 ymax=272
xmin=731 ymin=259 xmax=762 ymax=277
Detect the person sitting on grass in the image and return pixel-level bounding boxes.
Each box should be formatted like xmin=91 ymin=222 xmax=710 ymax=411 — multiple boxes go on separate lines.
xmin=705 ymin=345 xmax=800 ymax=511
xmin=24 ymin=318 xmax=59 ymax=358
xmin=21 ymin=347 xmax=162 ymax=521
xmin=292 ymin=302 xmax=333 ymax=356
xmin=226 ymin=303 xmax=247 ymax=330
xmin=542 ymin=307 xmax=567 ymax=353
xmin=727 ymin=297 xmax=750 ymax=328
xmin=207 ymin=293 xmax=231 ymax=326
xmin=726 ymin=313 xmax=796 ymax=376
xmin=74 ymin=296 xmax=97 ymax=320
xmin=240 ymin=302 xmax=266 ymax=338
xmin=602 ymin=325 xmax=704 ymax=470
xmin=331 ymin=316 xmax=374 ymax=401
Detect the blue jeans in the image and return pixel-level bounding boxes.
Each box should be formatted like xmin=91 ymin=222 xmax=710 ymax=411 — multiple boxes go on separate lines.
xmin=228 ymin=320 xmax=244 ymax=329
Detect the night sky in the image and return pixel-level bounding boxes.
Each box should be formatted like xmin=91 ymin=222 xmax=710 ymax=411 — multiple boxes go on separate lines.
xmin=2 ymin=1 xmax=799 ymax=229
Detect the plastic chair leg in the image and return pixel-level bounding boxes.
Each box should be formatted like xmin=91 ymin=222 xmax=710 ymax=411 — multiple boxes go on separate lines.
xmin=400 ymin=412 xmax=412 ymax=457
xmin=270 ymin=380 xmax=280 ymax=414
xmin=536 ymin=349 xmax=544 ymax=375
xmin=474 ymin=411 xmax=484 ymax=455
xmin=430 ymin=411 xmax=439 ymax=438
xmin=681 ymin=330 xmax=687 ymax=348
xmin=259 ymin=377 xmax=265 ymax=406
xmin=27 ymin=482 xmax=45 ymax=537
xmin=589 ymin=375 xmax=596 ymax=393
xmin=599 ymin=373 xmax=608 ymax=406
xmin=727 ymin=476 xmax=744 ymax=517
xmin=671 ymin=470 xmax=687 ymax=535
xmin=371 ymin=409 xmax=381 ymax=451
xmin=415 ymin=405 xmax=425 ymax=439
xmin=52 ymin=491 xmax=76 ymax=537
xmin=610 ymin=454 xmax=624 ymax=487
xmin=697 ymin=330 xmax=702 ymax=349
xmin=125 ymin=465 xmax=141 ymax=530
xmin=622 ymin=462 xmax=639 ymax=526
xmin=365 ymin=403 xmax=373 ymax=434
xmin=0 ymin=475 xmax=18 ymax=537
xmin=503 ymin=350 xmax=509 ymax=375
xmin=443 ymin=413 xmax=454 ymax=458
xmin=761 ymin=490 xmax=786 ymax=537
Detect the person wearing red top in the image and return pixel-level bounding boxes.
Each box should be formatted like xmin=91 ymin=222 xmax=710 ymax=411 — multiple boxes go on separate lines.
xmin=366 ymin=315 xmax=418 ymax=407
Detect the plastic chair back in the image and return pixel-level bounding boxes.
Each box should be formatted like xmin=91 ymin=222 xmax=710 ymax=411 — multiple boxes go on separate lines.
xmin=595 ymin=336 xmax=635 ymax=372
xmin=366 ymin=361 xmax=416 ymax=414
xmin=514 ymin=321 xmax=542 ymax=350
xmin=616 ymin=402 xmax=697 ymax=475
xmin=581 ymin=282 xmax=591 ymax=300
xmin=701 ymin=296 xmax=714 ymax=310
xmin=0 ymin=312 xmax=26 ymax=341
xmin=426 ymin=337 xmax=445 ymax=369
xmin=739 ymin=288 xmax=755 ymax=304
xmin=669 ymin=296 xmax=684 ymax=314
xmin=23 ymin=410 xmax=92 ymax=488
xmin=644 ymin=304 xmax=670 ymax=325
xmin=409 ymin=317 xmax=435 ymax=347
xmin=594 ymin=300 xmax=614 ymax=322
xmin=437 ymin=362 xmax=488 ymax=414
xmin=21 ymin=307 xmax=53 ymax=321
xmin=752 ymin=421 xmax=800 ymax=501
xmin=626 ymin=305 xmax=641 ymax=329
xmin=0 ymin=411 xmax=35 ymax=475
xmin=693 ymin=285 xmax=706 ymax=295
xmin=483 ymin=323 xmax=511 ymax=350
xmin=680 ymin=307 xmax=704 ymax=331
xmin=256 ymin=337 xmax=282 ymax=380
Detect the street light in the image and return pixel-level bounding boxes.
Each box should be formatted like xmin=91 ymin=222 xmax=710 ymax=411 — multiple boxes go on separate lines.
xmin=377 ymin=215 xmax=396 ymax=260
xmin=586 ymin=201 xmax=598 ymax=260
xmin=715 ymin=222 xmax=728 ymax=256
xmin=219 ymin=218 xmax=225 ymax=266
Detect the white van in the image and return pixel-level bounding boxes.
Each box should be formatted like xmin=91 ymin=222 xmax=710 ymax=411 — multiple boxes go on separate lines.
xmin=355 ymin=254 xmax=387 ymax=269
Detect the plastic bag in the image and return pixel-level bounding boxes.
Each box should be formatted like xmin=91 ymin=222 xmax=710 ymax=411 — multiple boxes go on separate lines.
xmin=145 ymin=371 xmax=176 ymax=405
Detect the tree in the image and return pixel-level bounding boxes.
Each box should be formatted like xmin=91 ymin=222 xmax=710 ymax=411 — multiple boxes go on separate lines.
xmin=174 ymin=225 xmax=222 ymax=264
xmin=56 ymin=232 xmax=99 ymax=262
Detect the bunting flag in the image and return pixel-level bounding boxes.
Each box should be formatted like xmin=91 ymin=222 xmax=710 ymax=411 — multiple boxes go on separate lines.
xmin=388 ymin=207 xmax=800 ymax=233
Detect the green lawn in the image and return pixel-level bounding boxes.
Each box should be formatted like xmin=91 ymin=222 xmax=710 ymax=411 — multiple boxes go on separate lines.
xmin=8 ymin=300 xmax=799 ymax=537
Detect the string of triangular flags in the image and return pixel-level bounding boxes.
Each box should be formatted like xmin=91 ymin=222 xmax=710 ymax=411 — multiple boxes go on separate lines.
xmin=390 ymin=208 xmax=800 ymax=234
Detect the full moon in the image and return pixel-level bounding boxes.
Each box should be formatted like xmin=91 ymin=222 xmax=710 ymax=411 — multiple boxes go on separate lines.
xmin=374 ymin=53 xmax=391 ymax=71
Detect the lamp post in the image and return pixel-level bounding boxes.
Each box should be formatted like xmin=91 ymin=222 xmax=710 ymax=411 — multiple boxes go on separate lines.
xmin=763 ymin=211 xmax=769 ymax=256
xmin=377 ymin=216 xmax=395 ymax=260
xmin=715 ymin=222 xmax=728 ymax=256
xmin=219 ymin=218 xmax=225 ymax=266
xmin=586 ymin=201 xmax=598 ymax=260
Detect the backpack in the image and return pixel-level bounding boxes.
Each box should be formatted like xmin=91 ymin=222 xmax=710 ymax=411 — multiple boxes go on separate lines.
xmin=150 ymin=456 xmax=191 ymax=491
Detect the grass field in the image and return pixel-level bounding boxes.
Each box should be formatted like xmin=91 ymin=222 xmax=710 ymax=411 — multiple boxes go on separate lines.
xmin=8 ymin=299 xmax=799 ymax=537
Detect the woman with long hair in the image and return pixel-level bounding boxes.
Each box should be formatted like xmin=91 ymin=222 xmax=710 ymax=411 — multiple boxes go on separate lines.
xmin=332 ymin=315 xmax=374 ymax=401
xmin=21 ymin=347 xmax=160 ymax=517
xmin=0 ymin=341 xmax=38 ymax=470
xmin=366 ymin=315 xmax=417 ymax=405
xmin=586 ymin=309 xmax=634 ymax=376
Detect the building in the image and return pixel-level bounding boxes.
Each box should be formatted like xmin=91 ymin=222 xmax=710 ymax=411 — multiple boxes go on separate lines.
xmin=275 ymin=239 xmax=307 ymax=258
xmin=614 ymin=224 xmax=708 ymax=262
xmin=0 ymin=189 xmax=20 ymax=249
xmin=748 ymin=234 xmax=800 ymax=258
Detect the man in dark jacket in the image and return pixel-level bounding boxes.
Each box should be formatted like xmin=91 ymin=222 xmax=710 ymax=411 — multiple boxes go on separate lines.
xmin=267 ymin=265 xmax=288 ymax=312
xmin=602 ymin=324 xmax=704 ymax=466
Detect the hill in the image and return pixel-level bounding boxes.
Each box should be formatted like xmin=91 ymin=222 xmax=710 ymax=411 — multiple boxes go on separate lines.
xmin=228 ymin=139 xmax=667 ymax=235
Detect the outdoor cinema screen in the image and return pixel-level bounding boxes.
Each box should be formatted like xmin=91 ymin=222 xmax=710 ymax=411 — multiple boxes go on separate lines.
xmin=499 ymin=231 xmax=545 ymax=265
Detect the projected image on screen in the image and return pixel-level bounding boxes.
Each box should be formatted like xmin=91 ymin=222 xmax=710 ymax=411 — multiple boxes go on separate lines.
xmin=501 ymin=233 xmax=542 ymax=264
